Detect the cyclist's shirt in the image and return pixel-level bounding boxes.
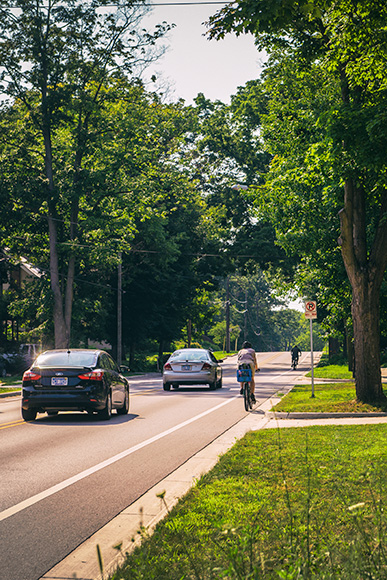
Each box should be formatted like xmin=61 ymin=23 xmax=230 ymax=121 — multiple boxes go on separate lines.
xmin=291 ymin=347 xmax=301 ymax=360
xmin=238 ymin=348 xmax=256 ymax=366
xmin=238 ymin=348 xmax=255 ymax=363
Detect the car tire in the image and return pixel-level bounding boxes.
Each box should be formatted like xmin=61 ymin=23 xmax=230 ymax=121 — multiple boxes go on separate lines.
xmin=47 ymin=411 xmax=58 ymax=416
xmin=99 ymin=391 xmax=112 ymax=420
xmin=117 ymin=390 xmax=129 ymax=415
xmin=217 ymin=377 xmax=223 ymax=388
xmin=22 ymin=408 xmax=37 ymax=421
xmin=172 ymin=383 xmax=179 ymax=389
xmin=209 ymin=381 xmax=216 ymax=390
xmin=163 ymin=383 xmax=171 ymax=391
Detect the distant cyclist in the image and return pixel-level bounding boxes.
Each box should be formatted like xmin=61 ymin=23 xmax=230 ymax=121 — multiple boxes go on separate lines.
xmin=291 ymin=345 xmax=302 ymax=367
xmin=237 ymin=341 xmax=259 ymax=404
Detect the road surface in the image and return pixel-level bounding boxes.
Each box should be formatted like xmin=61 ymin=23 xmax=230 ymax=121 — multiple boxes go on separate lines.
xmin=0 ymin=351 xmax=312 ymax=580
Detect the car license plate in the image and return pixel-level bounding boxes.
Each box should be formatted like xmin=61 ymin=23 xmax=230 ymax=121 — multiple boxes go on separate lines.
xmin=51 ymin=377 xmax=68 ymax=386
xmin=181 ymin=364 xmax=191 ymax=371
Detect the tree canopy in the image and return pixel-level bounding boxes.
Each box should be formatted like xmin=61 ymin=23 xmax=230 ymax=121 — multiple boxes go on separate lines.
xmin=208 ymin=0 xmax=387 ymax=402
xmin=0 ymin=0 xmax=171 ymax=348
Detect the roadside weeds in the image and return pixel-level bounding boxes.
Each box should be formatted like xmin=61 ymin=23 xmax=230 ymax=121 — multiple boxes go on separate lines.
xmin=108 ymin=423 xmax=387 ymax=580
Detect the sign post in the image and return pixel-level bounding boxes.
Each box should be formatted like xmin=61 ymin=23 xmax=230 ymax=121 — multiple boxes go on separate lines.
xmin=305 ymin=301 xmax=317 ymax=398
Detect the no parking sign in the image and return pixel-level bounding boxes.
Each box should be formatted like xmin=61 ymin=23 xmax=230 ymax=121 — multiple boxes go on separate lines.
xmin=305 ymin=300 xmax=317 ymax=319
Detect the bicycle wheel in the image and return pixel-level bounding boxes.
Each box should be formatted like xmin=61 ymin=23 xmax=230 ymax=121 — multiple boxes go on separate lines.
xmin=243 ymin=382 xmax=251 ymax=412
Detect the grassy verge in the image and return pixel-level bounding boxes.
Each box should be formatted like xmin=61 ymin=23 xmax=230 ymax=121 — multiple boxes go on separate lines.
xmin=306 ymin=364 xmax=353 ymax=379
xmin=0 ymin=376 xmax=22 ymax=392
xmin=111 ymin=424 xmax=387 ymax=580
xmin=213 ymin=351 xmax=236 ymax=360
xmin=305 ymin=354 xmax=353 ymax=379
xmin=272 ymin=383 xmax=387 ymax=413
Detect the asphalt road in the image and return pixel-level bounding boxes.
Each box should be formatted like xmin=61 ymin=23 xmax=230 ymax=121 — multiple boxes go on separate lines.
xmin=0 ymin=351 xmax=311 ymax=580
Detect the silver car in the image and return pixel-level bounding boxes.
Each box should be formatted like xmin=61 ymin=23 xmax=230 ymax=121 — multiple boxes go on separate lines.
xmin=163 ymin=348 xmax=223 ymax=391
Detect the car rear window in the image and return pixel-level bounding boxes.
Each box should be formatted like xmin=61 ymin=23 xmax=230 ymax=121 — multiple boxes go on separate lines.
xmin=170 ymin=350 xmax=210 ymax=363
xmin=35 ymin=351 xmax=98 ymax=368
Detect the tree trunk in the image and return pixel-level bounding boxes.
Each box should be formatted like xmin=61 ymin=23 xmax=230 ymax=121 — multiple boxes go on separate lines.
xmin=42 ymin=91 xmax=70 ymax=349
xmin=339 ymin=178 xmax=387 ymax=402
xmin=344 ymin=324 xmax=355 ymax=374
xmin=48 ymin=215 xmax=69 ymax=348
xmin=351 ymin=274 xmax=382 ymax=402
xmin=158 ymin=340 xmax=164 ymax=372
xmin=328 ymin=337 xmax=340 ymax=358
xmin=129 ymin=343 xmax=135 ymax=371
xmin=63 ymin=197 xmax=79 ymax=347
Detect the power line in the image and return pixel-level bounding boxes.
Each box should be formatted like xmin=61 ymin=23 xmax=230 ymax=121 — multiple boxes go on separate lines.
xmin=8 ymin=1 xmax=227 ymax=8
xmin=146 ymin=2 xmax=226 ymax=4
xmin=9 ymin=235 xmax=264 ymax=260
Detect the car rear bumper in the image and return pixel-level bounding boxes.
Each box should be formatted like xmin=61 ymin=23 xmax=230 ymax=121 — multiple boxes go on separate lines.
xmin=163 ymin=370 xmax=215 ymax=385
xmin=22 ymin=389 xmax=105 ymax=413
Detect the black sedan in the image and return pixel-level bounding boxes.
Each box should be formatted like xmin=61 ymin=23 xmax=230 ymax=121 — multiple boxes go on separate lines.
xmin=21 ymin=349 xmax=129 ymax=421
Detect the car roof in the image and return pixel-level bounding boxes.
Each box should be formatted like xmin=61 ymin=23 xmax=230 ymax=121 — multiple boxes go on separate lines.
xmin=170 ymin=348 xmax=211 ymax=356
xmin=41 ymin=349 xmax=106 ymax=355
xmin=173 ymin=348 xmax=208 ymax=352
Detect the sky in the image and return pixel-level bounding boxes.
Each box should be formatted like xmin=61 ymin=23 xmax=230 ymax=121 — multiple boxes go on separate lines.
xmin=142 ymin=4 xmax=306 ymax=311
xmin=142 ymin=2 xmax=266 ymax=104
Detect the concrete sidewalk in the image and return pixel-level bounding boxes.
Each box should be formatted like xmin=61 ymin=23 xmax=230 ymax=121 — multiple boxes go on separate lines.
xmin=40 ymin=396 xmax=387 ymax=580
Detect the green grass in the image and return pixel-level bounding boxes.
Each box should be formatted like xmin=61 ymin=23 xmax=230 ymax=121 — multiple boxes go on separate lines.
xmin=213 ymin=351 xmax=236 ymax=360
xmin=305 ymin=354 xmax=353 ymax=379
xmin=110 ymin=424 xmax=387 ymax=580
xmin=306 ymin=364 xmax=353 ymax=379
xmin=0 ymin=376 xmax=22 ymax=392
xmin=272 ymin=383 xmax=387 ymax=413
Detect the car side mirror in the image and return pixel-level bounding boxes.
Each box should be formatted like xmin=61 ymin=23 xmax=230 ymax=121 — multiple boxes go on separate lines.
xmin=120 ymin=365 xmax=130 ymax=375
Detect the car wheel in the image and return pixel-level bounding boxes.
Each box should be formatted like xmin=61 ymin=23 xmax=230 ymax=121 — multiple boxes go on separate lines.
xmin=209 ymin=381 xmax=216 ymax=390
xmin=47 ymin=411 xmax=58 ymax=416
xmin=163 ymin=383 xmax=171 ymax=391
xmin=99 ymin=391 xmax=112 ymax=420
xmin=117 ymin=390 xmax=129 ymax=415
xmin=172 ymin=383 xmax=179 ymax=389
xmin=22 ymin=408 xmax=37 ymax=421
xmin=217 ymin=377 xmax=223 ymax=388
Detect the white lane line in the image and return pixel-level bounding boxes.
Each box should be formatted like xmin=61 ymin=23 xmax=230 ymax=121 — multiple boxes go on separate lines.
xmin=0 ymin=398 xmax=235 ymax=523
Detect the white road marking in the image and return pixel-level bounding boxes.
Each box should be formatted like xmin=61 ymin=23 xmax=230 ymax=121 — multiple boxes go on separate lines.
xmin=0 ymin=398 xmax=235 ymax=523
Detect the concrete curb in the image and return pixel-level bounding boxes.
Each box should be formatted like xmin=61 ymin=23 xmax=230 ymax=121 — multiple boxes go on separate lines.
xmin=266 ymin=411 xmax=387 ymax=419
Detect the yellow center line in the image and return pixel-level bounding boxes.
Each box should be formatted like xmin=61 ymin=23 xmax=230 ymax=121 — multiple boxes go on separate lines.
xmin=0 ymin=420 xmax=25 ymax=430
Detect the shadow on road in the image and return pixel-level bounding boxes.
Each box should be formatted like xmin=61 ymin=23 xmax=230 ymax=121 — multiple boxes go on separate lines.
xmin=26 ymin=412 xmax=139 ymax=426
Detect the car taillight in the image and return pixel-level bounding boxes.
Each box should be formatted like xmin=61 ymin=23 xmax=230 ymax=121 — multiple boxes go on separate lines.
xmin=78 ymin=370 xmax=104 ymax=381
xmin=202 ymin=362 xmax=211 ymax=370
xmin=23 ymin=370 xmax=41 ymax=381
xmin=164 ymin=363 xmax=172 ymax=371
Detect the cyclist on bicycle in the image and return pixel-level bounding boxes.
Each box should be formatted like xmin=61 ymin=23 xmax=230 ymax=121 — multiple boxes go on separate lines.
xmin=291 ymin=345 xmax=302 ymax=366
xmin=237 ymin=341 xmax=259 ymax=403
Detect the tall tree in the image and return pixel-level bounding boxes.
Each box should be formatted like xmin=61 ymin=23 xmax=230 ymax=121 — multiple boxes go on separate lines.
xmin=208 ymin=0 xmax=387 ymax=402
xmin=0 ymin=0 xmax=170 ymax=347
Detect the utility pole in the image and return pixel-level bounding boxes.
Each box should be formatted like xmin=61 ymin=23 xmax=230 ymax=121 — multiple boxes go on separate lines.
xmin=226 ymin=276 xmax=230 ymax=353
xmin=117 ymin=252 xmax=122 ymax=366
xmin=244 ymin=289 xmax=248 ymax=341
xmin=305 ymin=301 xmax=317 ymax=398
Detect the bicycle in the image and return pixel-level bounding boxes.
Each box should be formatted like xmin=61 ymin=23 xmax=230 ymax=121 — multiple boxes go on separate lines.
xmin=237 ymin=364 xmax=253 ymax=411
xmin=291 ymin=355 xmax=299 ymax=370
